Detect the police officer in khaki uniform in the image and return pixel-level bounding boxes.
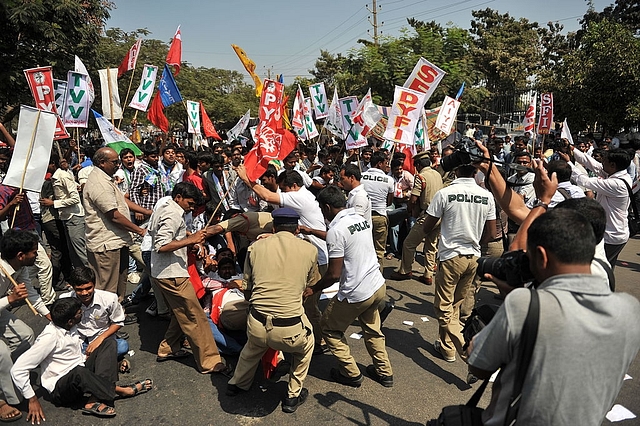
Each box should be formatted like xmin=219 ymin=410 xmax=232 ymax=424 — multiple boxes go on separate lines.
xmin=390 ymin=151 xmax=443 ymax=285
xmin=226 ymin=208 xmax=319 ymax=414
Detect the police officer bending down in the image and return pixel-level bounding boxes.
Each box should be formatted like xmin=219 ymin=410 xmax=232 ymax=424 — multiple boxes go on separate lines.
xmin=226 ymin=208 xmax=320 ymax=414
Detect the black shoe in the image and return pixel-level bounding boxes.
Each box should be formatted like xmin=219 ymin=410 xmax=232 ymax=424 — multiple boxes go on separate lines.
xmin=366 ymin=365 xmax=393 ymax=387
xmin=330 ymin=368 xmax=364 ymax=387
xmin=226 ymin=384 xmax=247 ymax=397
xmin=282 ymin=388 xmax=308 ymax=413
xmin=124 ymin=315 xmax=137 ymax=325
xmin=116 ymin=330 xmax=129 ymax=340
xmin=270 ymin=359 xmax=291 ymax=382
xmin=313 ymin=344 xmax=330 ymax=355
xmin=121 ymin=295 xmax=138 ymax=308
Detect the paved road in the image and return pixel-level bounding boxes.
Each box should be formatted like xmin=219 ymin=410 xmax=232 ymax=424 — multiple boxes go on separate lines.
xmin=11 ymin=236 xmax=640 ymax=425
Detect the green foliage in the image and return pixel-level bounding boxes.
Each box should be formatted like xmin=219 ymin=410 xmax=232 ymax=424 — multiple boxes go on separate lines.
xmin=0 ymin=0 xmax=113 ymax=116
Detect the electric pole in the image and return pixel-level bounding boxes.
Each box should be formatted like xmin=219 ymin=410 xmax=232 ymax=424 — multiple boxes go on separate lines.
xmin=367 ymin=0 xmax=382 ymax=46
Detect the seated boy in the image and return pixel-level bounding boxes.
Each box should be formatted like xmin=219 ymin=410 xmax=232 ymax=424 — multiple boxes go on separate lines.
xmin=11 ymin=298 xmax=152 ymax=421
xmin=62 ymin=267 xmax=131 ymax=373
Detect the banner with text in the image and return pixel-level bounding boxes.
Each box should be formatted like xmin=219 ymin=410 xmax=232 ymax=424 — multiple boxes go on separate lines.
xmin=24 ymin=66 xmax=69 ymax=140
xmin=338 ymin=96 xmax=361 ymax=147
xmin=434 ymin=96 xmax=460 ymax=135
xmin=383 ymin=86 xmax=427 ymax=145
xmin=98 ymin=68 xmax=123 ymax=120
xmin=129 ymin=64 xmax=157 ymax=112
xmin=309 ymin=82 xmax=329 ymax=119
xmin=325 ymin=87 xmax=343 ymax=138
xmin=292 ymin=85 xmax=307 ymax=140
xmin=53 ymin=79 xmax=67 ymax=116
xmin=403 ymin=57 xmax=446 ymax=105
xmin=62 ymin=71 xmax=91 ymax=127
xmin=304 ymin=97 xmax=319 ymax=139
xmin=537 ymin=92 xmax=553 ymax=135
xmin=186 ymin=100 xmax=201 ymax=135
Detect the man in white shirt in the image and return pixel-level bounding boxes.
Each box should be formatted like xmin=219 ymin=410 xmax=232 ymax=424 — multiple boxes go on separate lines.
xmin=361 ymin=153 xmax=394 ymax=266
xmin=423 ymin=164 xmax=496 ymax=363
xmin=305 ymin=186 xmax=393 ymax=388
xmin=338 ymin=164 xmax=371 ymax=226
xmin=11 ymin=298 xmax=152 ymax=421
xmin=565 ymin=147 xmax=632 ymax=268
xmin=236 ymin=166 xmax=329 ymax=352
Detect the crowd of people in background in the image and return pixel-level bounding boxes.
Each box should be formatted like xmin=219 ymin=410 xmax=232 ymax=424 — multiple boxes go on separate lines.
xmin=0 ymin=120 xmax=638 ymax=423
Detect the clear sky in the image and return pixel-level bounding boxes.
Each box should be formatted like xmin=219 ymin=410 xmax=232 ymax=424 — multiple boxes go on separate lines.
xmin=107 ymin=0 xmax=613 ymax=82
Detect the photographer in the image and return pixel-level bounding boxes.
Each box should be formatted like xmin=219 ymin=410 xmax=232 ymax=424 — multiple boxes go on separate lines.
xmin=467 ymin=208 xmax=640 ymax=426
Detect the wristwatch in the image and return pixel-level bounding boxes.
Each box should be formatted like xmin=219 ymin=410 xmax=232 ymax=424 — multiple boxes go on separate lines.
xmin=531 ymin=200 xmax=549 ymax=210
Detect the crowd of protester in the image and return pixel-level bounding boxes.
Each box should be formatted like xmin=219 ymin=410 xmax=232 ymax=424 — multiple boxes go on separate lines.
xmin=0 ymin=121 xmax=638 ymax=423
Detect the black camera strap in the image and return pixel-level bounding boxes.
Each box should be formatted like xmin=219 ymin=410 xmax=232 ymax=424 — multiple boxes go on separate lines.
xmin=504 ymin=288 xmax=540 ymax=426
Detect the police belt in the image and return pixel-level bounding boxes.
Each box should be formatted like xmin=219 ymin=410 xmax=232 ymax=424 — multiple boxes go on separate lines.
xmin=250 ymin=308 xmax=302 ymax=327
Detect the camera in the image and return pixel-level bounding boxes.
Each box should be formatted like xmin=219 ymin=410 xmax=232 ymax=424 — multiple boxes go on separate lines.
xmin=440 ymin=137 xmax=486 ymax=172
xmin=476 ymin=249 xmax=534 ymax=288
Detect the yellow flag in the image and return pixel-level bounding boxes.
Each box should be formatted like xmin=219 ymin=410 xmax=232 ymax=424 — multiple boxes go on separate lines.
xmin=231 ymin=44 xmax=263 ymax=97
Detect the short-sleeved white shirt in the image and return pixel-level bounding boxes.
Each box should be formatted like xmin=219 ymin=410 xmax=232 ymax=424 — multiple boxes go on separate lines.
xmin=427 ymin=177 xmax=496 ymax=261
xmin=326 ymin=208 xmax=384 ymax=303
xmin=279 ymin=186 xmax=328 ymax=265
xmin=361 ymin=168 xmax=394 ymax=215
xmin=346 ymin=184 xmax=371 ymax=227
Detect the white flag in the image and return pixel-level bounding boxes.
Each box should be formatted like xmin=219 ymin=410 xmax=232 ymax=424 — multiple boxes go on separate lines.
xmin=325 ymin=87 xmax=343 ymax=138
xmin=434 ymin=96 xmax=461 ymax=135
xmin=292 ymin=85 xmax=307 ymax=140
xmin=227 ymin=109 xmax=251 ymax=141
xmin=3 ymin=106 xmax=56 ymax=192
xmin=62 ymin=71 xmax=91 ymax=128
xmin=403 ymin=57 xmax=446 ymax=105
xmin=129 ymin=64 xmax=157 ymax=112
xmin=561 ymin=118 xmax=574 ymax=145
xmin=352 ymin=89 xmax=381 ymax=137
xmin=309 ymin=82 xmax=329 ymax=119
xmin=98 ymin=68 xmax=123 ymax=120
xmin=186 ymin=100 xmax=201 ymax=135
xmin=74 ymin=55 xmax=95 ymax=105
xmin=304 ymin=97 xmax=319 ymax=139
xmin=383 ymin=86 xmax=427 ymax=145
xmin=339 ymin=96 xmax=359 ymax=146
xmin=53 ymin=79 xmax=67 ymax=116
xmin=92 ymin=109 xmax=141 ymax=155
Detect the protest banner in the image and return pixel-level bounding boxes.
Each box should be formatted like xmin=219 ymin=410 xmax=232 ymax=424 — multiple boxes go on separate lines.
xmin=309 ymin=82 xmax=329 ymax=119
xmin=338 ymin=96 xmax=363 ymax=147
xmin=227 ymin=110 xmax=251 ymax=141
xmin=129 ymin=64 xmax=157 ymax=112
xmin=92 ymin=110 xmax=142 ymax=155
xmin=325 ymin=87 xmax=343 ymax=137
xmin=158 ymin=64 xmax=183 ymax=107
xmin=523 ymin=93 xmax=537 ymax=134
xmin=53 ymin=79 xmax=67 ymax=116
xmin=537 ymin=92 xmax=553 ymax=134
xmin=186 ymin=100 xmax=201 ymax=135
xmin=383 ymin=86 xmax=427 ymax=145
xmin=350 ymin=88 xmax=381 ymax=148
xmin=434 ymin=96 xmax=461 ymax=135
xmin=62 ymin=71 xmax=91 ymax=127
xmin=118 ymin=38 xmax=142 ymax=77
xmin=403 ymin=57 xmax=446 ymax=104
xmin=74 ymin=56 xmax=95 ymax=105
xmin=292 ymin=85 xmax=307 ymax=140
xmin=4 ymin=106 xmax=56 ymax=193
xmin=24 ymin=66 xmax=69 ymax=140
xmin=304 ymin=97 xmax=319 ymax=139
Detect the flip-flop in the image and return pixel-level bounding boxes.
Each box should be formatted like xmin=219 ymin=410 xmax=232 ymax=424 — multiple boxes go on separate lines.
xmin=0 ymin=406 xmax=22 ymax=423
xmin=81 ymin=402 xmax=116 ymax=418
xmin=156 ymin=349 xmax=190 ymax=362
xmin=122 ymin=379 xmax=153 ymax=397
xmin=119 ymin=358 xmax=131 ymax=374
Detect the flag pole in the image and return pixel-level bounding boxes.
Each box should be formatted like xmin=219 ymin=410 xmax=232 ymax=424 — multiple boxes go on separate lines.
xmin=0 ymin=262 xmax=39 ymax=316
xmin=106 ymin=67 xmax=115 ymax=126
xmin=204 ymin=187 xmax=232 ymax=228
xmin=11 ymin=110 xmax=41 ymax=229
xmin=118 ymin=68 xmax=137 ymax=128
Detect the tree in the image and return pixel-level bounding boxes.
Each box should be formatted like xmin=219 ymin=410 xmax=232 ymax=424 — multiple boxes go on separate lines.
xmin=0 ymin=0 xmax=113 ymax=119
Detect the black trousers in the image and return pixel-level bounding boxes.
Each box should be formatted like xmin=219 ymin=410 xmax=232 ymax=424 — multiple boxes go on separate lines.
xmin=51 ymin=336 xmax=118 ymax=406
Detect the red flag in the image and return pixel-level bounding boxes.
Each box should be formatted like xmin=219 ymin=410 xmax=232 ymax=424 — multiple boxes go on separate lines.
xmin=147 ymin=92 xmax=169 ymax=133
xmin=244 ymin=129 xmax=296 ymax=181
xmin=200 ymin=102 xmax=222 ymax=140
xmin=166 ymin=26 xmax=182 ymax=75
xmin=399 ymin=143 xmax=416 ymax=175
xmin=117 ymin=39 xmax=142 ymax=78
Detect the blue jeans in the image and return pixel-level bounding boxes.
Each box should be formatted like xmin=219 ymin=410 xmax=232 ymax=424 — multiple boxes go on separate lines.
xmin=82 ymin=338 xmax=129 ymax=359
xmin=387 ymin=205 xmax=413 ymax=255
xmin=207 ymin=318 xmax=245 ymax=355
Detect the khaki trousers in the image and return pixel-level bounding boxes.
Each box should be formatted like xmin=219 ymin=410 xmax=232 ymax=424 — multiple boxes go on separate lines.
xmin=371 ymin=215 xmax=388 ymax=267
xmin=461 ymin=240 xmax=504 ymax=322
xmin=304 ymin=263 xmax=327 ymax=345
xmin=433 ymin=255 xmax=478 ymax=360
xmin=398 ymin=214 xmax=440 ymax=279
xmin=320 ymin=284 xmax=392 ymax=378
xmin=154 ymin=277 xmax=222 ymax=372
xmin=87 ymin=247 xmax=128 ymax=301
xmin=229 ymin=313 xmax=314 ymax=398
